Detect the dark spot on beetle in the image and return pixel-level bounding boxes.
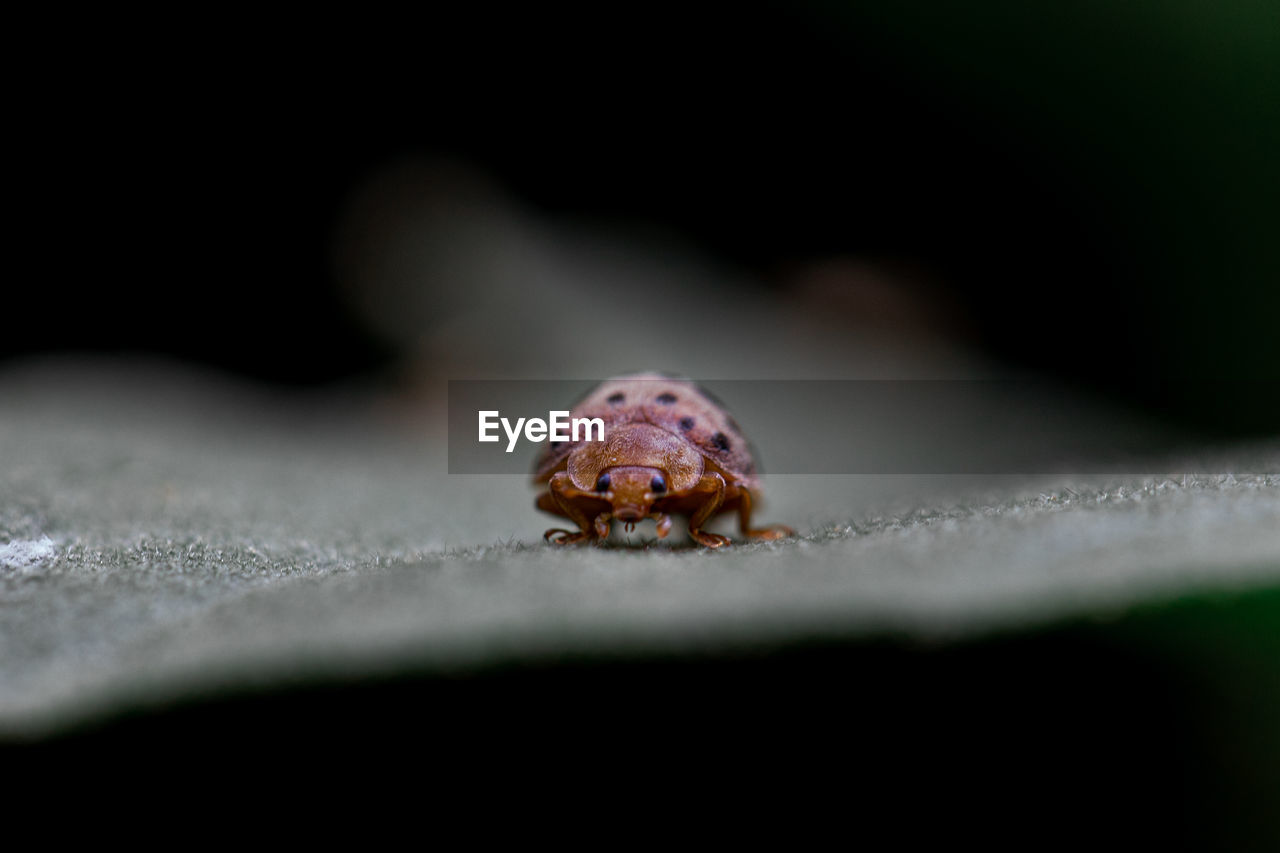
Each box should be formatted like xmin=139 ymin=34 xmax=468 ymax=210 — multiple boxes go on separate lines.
xmin=711 ymin=432 xmax=731 ymax=451
xmin=595 ymin=473 xmax=611 ymax=491
xmin=607 ymin=392 xmax=625 ymax=404
xmin=650 ymin=474 xmax=667 ymax=494
xmin=656 ymin=393 xmax=677 ymax=404
xmin=679 ymin=417 xmax=695 ymax=431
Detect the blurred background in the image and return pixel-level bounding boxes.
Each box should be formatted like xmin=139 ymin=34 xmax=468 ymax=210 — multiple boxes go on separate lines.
xmin=6 ymin=2 xmax=1278 ymax=434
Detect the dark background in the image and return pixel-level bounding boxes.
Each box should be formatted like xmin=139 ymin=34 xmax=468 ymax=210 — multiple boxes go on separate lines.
xmin=8 ymin=4 xmax=1279 ymax=434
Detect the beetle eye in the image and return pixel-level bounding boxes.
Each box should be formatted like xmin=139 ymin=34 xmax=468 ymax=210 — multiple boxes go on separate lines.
xmin=650 ymin=475 xmax=667 ymax=494
xmin=595 ymin=473 xmax=611 ymax=492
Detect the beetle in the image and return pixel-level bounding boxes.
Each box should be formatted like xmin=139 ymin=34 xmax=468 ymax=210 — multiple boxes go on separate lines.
xmin=533 ymin=373 xmax=793 ymax=548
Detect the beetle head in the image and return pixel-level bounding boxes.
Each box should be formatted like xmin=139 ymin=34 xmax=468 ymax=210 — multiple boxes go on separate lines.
xmin=595 ymin=465 xmax=668 ymax=530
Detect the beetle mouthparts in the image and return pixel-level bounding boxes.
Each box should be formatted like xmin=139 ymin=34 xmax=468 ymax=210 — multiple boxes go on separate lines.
xmin=624 ymin=521 xmax=636 ymax=533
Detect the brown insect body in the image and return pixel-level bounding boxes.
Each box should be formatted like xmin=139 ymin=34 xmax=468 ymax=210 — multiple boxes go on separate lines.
xmin=533 ymin=373 xmax=792 ymax=548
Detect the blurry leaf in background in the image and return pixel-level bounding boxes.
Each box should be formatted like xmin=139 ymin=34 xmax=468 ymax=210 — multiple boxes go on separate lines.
xmin=331 ymin=156 xmax=980 ymax=384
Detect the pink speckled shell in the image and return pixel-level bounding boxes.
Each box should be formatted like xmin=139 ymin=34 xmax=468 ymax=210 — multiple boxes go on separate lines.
xmin=533 ymin=373 xmax=759 ymax=488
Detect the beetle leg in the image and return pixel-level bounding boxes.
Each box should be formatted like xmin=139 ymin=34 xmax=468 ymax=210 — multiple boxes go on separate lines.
xmin=733 ymin=483 xmax=794 ymax=541
xmin=544 ymin=528 xmax=583 ymax=544
xmin=594 ymin=512 xmax=612 ymax=540
xmin=687 ymin=472 xmax=732 ymax=548
xmin=544 ymin=471 xmax=598 ymax=545
xmin=653 ymin=513 xmax=672 ymax=539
